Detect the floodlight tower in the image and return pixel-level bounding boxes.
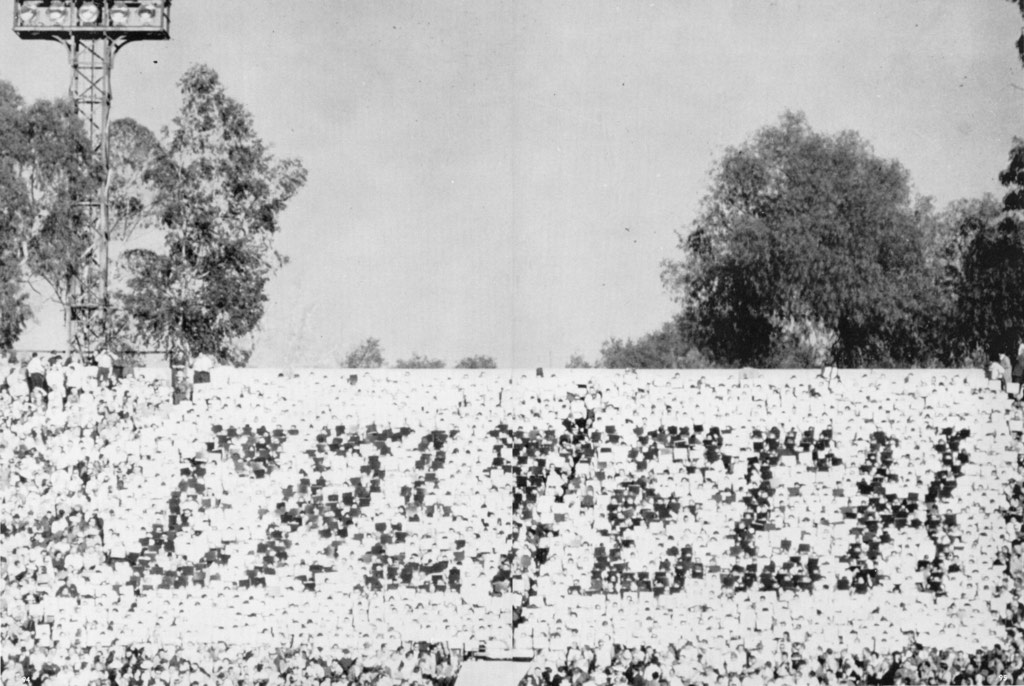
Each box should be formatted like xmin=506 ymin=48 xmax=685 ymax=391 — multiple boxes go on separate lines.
xmin=13 ymin=0 xmax=170 ymax=352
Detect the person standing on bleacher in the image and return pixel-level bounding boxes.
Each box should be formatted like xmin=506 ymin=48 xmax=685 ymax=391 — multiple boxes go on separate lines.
xmin=95 ymin=348 xmax=114 ymax=388
xmin=4 ymin=354 xmax=27 ymax=400
xmin=64 ymin=354 xmax=85 ymax=404
xmin=998 ymin=352 xmax=1014 ymax=396
xmin=26 ymin=352 xmax=46 ymax=400
xmin=193 ymin=352 xmax=214 ymax=385
xmin=169 ymin=342 xmax=191 ymax=405
xmin=44 ymin=356 xmax=66 ymax=410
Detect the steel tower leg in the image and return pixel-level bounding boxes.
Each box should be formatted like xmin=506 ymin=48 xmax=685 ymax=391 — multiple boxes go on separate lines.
xmin=65 ymin=36 xmax=114 ymax=353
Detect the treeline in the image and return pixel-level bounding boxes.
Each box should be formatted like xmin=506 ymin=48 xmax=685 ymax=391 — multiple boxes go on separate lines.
xmin=581 ymin=112 xmax=1024 ymax=370
xmin=5 ymin=50 xmax=1021 ymax=371
xmin=338 ymin=337 xmax=497 ymax=369
xmin=331 ymin=110 xmax=1024 ymax=372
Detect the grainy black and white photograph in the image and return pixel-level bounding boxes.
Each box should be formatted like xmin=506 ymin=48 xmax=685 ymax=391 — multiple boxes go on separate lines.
xmin=2 ymin=2 xmax=1024 ymax=685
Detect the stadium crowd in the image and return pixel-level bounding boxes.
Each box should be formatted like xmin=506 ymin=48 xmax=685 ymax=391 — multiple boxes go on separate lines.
xmin=1 ymin=358 xmax=487 ymax=685
xmin=511 ymin=372 xmax=1024 ymax=685
xmin=1 ymin=355 xmax=1022 ymax=685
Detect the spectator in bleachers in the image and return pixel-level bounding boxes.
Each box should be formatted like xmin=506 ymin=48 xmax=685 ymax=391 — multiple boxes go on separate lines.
xmin=193 ymin=352 xmax=214 ymax=386
xmin=999 ymin=352 xmax=1014 ymax=393
xmin=95 ymin=348 xmax=114 ymax=388
xmin=45 ymin=356 xmax=67 ymax=410
xmin=64 ymin=354 xmax=86 ymax=405
xmin=170 ymin=344 xmax=191 ymax=405
xmin=26 ymin=352 xmax=47 ymax=401
xmin=2 ymin=353 xmax=26 ymax=399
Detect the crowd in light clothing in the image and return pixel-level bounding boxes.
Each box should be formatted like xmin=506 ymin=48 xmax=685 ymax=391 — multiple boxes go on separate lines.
xmin=1 ymin=363 xmax=1022 ymax=685
xmin=2 ymin=351 xmax=119 ymax=411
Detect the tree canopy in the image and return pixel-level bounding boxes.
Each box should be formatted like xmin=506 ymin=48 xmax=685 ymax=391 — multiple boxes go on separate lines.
xmin=118 ymin=65 xmax=307 ymax=365
xmin=598 ymin=316 xmax=708 ymax=369
xmin=663 ymin=112 xmax=941 ymax=367
xmin=953 ymin=139 xmax=1024 ymax=359
xmin=0 ymin=80 xmax=99 ymax=348
xmin=0 ymin=157 xmax=29 ymax=349
xmin=108 ymin=117 xmax=165 ymax=244
xmin=455 ymin=355 xmax=497 ymax=369
xmin=565 ymin=354 xmax=592 ymax=369
xmin=395 ymin=353 xmax=445 ymax=369
xmin=343 ymin=337 xmax=385 ymax=368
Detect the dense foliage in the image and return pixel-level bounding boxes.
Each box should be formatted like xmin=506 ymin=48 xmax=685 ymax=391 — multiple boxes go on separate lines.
xmin=455 ymin=355 xmax=497 ymax=369
xmin=107 ymin=117 xmax=164 ymax=244
xmin=0 ymin=81 xmax=99 ymax=347
xmin=655 ymin=112 xmax=1021 ymax=369
xmin=953 ymin=139 xmax=1024 ymax=359
xmin=394 ymin=353 xmax=445 ymax=369
xmin=118 ymin=65 xmax=307 ymax=365
xmin=0 ymin=69 xmax=306 ymax=362
xmin=343 ymin=337 xmax=385 ymax=368
xmin=598 ymin=316 xmax=709 ymax=369
xmin=0 ymin=107 xmax=29 ymax=349
xmin=661 ymin=112 xmax=943 ymax=367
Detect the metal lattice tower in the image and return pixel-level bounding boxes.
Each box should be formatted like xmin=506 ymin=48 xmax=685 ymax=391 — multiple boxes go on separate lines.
xmin=13 ymin=0 xmax=171 ymax=352
xmin=67 ymin=36 xmax=114 ymax=351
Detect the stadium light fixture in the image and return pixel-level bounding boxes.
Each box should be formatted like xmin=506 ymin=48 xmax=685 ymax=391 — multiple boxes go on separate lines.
xmin=13 ymin=0 xmax=171 ymax=39
xmin=137 ymin=2 xmax=158 ymax=24
xmin=78 ymin=2 xmax=100 ymax=25
xmin=45 ymin=3 xmax=69 ymax=27
xmin=17 ymin=2 xmax=38 ymax=24
xmin=109 ymin=2 xmax=128 ymax=25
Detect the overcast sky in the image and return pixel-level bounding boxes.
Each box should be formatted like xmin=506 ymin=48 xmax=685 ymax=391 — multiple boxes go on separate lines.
xmin=2 ymin=0 xmax=1021 ymax=367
